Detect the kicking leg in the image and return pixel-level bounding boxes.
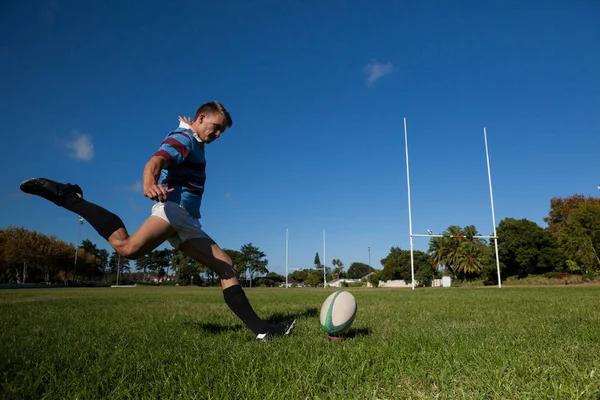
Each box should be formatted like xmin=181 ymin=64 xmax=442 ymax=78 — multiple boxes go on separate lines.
xmin=20 ymin=177 xmax=174 ymax=258
xmin=179 ymin=238 xmax=296 ymax=340
xmin=21 ymin=177 xmax=126 ymax=240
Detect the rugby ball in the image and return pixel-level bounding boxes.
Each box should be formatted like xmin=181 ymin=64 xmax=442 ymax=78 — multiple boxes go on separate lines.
xmin=320 ymin=290 xmax=357 ymax=335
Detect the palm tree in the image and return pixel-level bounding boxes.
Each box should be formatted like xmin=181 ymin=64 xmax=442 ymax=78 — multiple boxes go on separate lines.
xmin=428 ymin=237 xmax=452 ymax=274
xmin=429 ymin=225 xmax=463 ymax=275
xmin=429 ymin=225 xmax=487 ymax=279
xmin=331 ymin=259 xmax=344 ymax=280
xmin=455 ymin=241 xmax=483 ymax=275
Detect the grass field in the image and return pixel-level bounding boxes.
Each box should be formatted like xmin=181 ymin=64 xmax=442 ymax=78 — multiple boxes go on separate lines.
xmin=1 ymin=286 xmax=599 ymax=399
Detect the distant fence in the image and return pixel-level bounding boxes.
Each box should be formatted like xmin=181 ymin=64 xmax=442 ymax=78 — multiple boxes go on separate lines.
xmin=377 ymin=278 xmax=447 ymax=288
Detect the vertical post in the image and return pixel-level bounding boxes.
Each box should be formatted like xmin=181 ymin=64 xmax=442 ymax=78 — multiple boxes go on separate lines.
xmin=368 ymin=246 xmax=371 ymax=267
xmin=116 ymin=253 xmax=121 ymax=286
xmin=323 ymin=229 xmax=327 ymax=287
xmin=404 ymin=117 xmax=415 ymax=290
xmin=484 ymin=127 xmax=502 ymax=288
xmin=73 ymin=216 xmax=84 ymax=274
xmin=285 ymin=228 xmax=289 ymax=289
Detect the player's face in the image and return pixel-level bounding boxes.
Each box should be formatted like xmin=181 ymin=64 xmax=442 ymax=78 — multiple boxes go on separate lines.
xmin=197 ymin=113 xmax=227 ymax=144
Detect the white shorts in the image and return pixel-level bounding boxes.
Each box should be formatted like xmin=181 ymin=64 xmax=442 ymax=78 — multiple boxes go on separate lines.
xmin=151 ymin=201 xmax=213 ymax=249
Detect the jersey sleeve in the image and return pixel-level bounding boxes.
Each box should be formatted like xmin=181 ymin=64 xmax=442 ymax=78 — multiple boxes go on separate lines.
xmin=153 ymin=131 xmax=193 ymax=166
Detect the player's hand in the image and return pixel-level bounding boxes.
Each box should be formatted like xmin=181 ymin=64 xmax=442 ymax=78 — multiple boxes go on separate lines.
xmin=178 ymin=116 xmax=193 ymax=125
xmin=144 ymin=183 xmax=174 ymax=202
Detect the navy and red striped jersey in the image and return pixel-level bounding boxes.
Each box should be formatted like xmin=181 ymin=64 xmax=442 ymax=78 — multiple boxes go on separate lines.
xmin=153 ymin=122 xmax=206 ymax=218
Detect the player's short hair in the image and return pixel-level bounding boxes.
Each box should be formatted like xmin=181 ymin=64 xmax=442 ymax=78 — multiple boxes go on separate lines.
xmin=194 ymin=101 xmax=233 ymax=128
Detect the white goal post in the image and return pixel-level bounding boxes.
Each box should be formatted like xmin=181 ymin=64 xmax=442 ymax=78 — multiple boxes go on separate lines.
xmin=403 ymin=118 xmax=502 ymax=290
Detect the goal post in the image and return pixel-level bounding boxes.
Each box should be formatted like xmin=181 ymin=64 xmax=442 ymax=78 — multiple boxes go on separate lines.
xmin=403 ymin=118 xmax=502 ymax=290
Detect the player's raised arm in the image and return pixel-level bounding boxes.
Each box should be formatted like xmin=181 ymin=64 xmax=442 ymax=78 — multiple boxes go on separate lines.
xmin=143 ymin=156 xmax=172 ymax=202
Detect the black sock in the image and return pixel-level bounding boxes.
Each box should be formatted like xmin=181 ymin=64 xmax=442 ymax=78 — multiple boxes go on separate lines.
xmin=223 ymin=285 xmax=269 ymax=335
xmin=62 ymin=196 xmax=126 ymax=241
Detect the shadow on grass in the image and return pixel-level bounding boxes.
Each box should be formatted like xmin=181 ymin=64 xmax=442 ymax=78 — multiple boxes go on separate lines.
xmin=183 ymin=321 xmax=244 ymax=333
xmin=183 ymin=307 xmax=320 ymax=334
xmin=338 ymin=327 xmax=371 ymax=339
xmin=326 ymin=327 xmax=372 ymax=341
xmin=263 ymin=307 xmax=319 ymax=324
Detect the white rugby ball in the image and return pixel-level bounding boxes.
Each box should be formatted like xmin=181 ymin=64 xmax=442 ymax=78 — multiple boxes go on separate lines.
xmin=320 ymin=290 xmax=357 ymax=335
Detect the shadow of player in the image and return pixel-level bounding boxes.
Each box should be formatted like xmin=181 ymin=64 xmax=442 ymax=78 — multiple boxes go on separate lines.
xmin=263 ymin=307 xmax=319 ymax=324
xmin=183 ymin=321 xmax=244 ymax=333
xmin=183 ymin=307 xmax=320 ymax=334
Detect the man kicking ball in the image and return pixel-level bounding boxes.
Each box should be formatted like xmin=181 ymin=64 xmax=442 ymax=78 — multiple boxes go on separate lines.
xmin=20 ymin=100 xmax=295 ymax=341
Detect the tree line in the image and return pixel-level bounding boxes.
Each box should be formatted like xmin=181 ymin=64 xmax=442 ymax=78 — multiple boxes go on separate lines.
xmin=0 ymin=227 xmax=279 ymax=287
xmin=1 ymin=194 xmax=598 ymax=287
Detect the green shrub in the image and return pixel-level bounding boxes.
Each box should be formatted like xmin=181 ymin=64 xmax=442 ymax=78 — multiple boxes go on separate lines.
xmin=368 ymin=271 xmax=382 ymax=288
xmin=582 ymin=272 xmax=596 ymax=282
xmin=543 ymin=271 xmax=564 ymax=279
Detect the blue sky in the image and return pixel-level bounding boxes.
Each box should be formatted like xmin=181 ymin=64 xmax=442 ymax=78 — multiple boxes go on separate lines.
xmin=1 ymin=0 xmax=599 ymax=276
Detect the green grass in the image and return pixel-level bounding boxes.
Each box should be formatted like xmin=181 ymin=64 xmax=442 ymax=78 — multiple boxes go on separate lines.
xmin=1 ymin=286 xmax=599 ymax=399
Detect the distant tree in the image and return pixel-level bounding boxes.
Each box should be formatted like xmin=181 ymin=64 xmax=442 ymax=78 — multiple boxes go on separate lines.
xmin=78 ymin=238 xmax=106 ymax=280
xmin=544 ymin=194 xmax=600 ymax=238
xmin=496 ymin=218 xmax=564 ymax=278
xmin=240 ymin=243 xmax=269 ymax=287
xmin=109 ymin=251 xmax=130 ymax=275
xmin=73 ymin=247 xmax=102 ymax=281
xmin=135 ymin=254 xmax=151 ymax=282
xmin=380 ymin=247 xmax=406 ymax=281
xmin=149 ymin=249 xmax=172 ymax=280
xmin=380 ymin=247 xmax=431 ymax=285
xmin=171 ymin=250 xmax=197 ymax=282
xmin=256 ymin=272 xmax=284 ymax=287
xmin=314 ymin=252 xmax=321 ymax=269
xmin=96 ymin=249 xmax=109 ymax=282
xmin=80 ymin=239 xmax=98 ymax=257
xmin=413 ymin=261 xmax=435 ymax=287
xmin=265 ymin=272 xmax=284 ymax=282
xmin=347 ymin=262 xmax=374 ymax=279
xmin=290 ymin=269 xmax=309 ymax=283
xmin=39 ymin=233 xmax=76 ymax=283
xmin=556 ymin=202 xmax=600 ymax=272
xmin=478 ymin=244 xmax=501 ymax=285
xmin=1 ymin=226 xmax=38 ymax=283
xmin=174 ymin=252 xmax=205 ymax=286
xmin=304 ymin=269 xmax=324 ymax=287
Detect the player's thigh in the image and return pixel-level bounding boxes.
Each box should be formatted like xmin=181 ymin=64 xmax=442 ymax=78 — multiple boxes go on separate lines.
xmin=179 ymin=238 xmax=237 ymax=279
xmin=122 ymin=216 xmax=176 ymax=257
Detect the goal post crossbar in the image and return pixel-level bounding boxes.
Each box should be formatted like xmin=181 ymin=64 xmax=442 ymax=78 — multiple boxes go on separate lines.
xmin=403 ymin=118 xmax=502 ymax=290
xmin=412 ymin=234 xmax=497 ymax=239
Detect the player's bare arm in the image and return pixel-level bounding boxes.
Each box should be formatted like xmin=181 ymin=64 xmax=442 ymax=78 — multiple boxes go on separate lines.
xmin=143 ymin=155 xmax=173 ymax=202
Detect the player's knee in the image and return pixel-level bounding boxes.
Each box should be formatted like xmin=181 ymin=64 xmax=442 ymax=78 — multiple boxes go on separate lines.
xmin=217 ymin=266 xmax=237 ymax=280
xmin=114 ymin=243 xmax=142 ymax=259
